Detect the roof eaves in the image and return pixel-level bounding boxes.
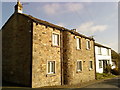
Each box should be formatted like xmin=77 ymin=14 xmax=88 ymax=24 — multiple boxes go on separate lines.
xmin=18 ymin=13 xmax=94 ymax=40
xmin=95 ymin=43 xmax=111 ymax=49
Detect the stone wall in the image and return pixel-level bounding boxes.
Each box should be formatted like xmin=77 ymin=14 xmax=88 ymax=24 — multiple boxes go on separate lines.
xmin=2 ymin=13 xmax=32 ymax=86
xmin=32 ymin=22 xmax=61 ymax=88
xmin=63 ymin=31 xmax=95 ymax=85
xmin=2 ymin=12 xmax=96 ymax=88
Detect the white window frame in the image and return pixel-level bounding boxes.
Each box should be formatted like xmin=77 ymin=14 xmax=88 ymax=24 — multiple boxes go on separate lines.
xmin=107 ymin=49 xmax=110 ymax=56
xmin=76 ymin=37 xmax=81 ymax=50
xmin=89 ymin=61 xmax=93 ymax=70
xmin=76 ymin=60 xmax=82 ymax=72
xmin=52 ymin=33 xmax=59 ymax=46
xmin=98 ymin=47 xmax=102 ymax=55
xmin=47 ymin=61 xmax=56 ymax=74
xmin=86 ymin=39 xmax=90 ymax=50
xmin=99 ymin=60 xmax=102 ymax=68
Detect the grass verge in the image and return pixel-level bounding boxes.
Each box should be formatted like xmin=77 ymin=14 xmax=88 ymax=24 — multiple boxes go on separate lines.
xmin=96 ymin=73 xmax=117 ymax=80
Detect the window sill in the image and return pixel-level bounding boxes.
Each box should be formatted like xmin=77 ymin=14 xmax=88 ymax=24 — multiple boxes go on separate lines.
xmin=51 ymin=45 xmax=60 ymax=48
xmin=98 ymin=54 xmax=102 ymax=55
xmin=76 ymin=70 xmax=82 ymax=73
xmin=89 ymin=68 xmax=93 ymax=71
xmin=86 ymin=48 xmax=91 ymax=50
xmin=46 ymin=73 xmax=56 ymax=77
xmin=76 ymin=48 xmax=81 ymax=50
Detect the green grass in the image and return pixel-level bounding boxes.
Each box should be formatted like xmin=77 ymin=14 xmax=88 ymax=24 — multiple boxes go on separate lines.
xmin=96 ymin=73 xmax=116 ymax=80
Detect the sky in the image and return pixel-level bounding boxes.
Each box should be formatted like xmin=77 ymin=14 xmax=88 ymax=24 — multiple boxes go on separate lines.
xmin=1 ymin=1 xmax=118 ymax=52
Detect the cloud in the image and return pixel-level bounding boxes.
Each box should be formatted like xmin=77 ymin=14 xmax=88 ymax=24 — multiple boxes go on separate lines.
xmin=43 ymin=3 xmax=60 ymax=15
xmin=65 ymin=3 xmax=83 ymax=12
xmin=77 ymin=22 xmax=108 ymax=34
xmin=42 ymin=3 xmax=84 ymax=15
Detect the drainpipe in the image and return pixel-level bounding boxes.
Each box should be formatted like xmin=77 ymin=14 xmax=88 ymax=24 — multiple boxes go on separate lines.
xmin=60 ymin=30 xmax=64 ymax=85
xmin=93 ymin=41 xmax=97 ymax=79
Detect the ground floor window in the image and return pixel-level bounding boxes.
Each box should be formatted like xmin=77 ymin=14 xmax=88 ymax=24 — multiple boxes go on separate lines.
xmin=48 ymin=61 xmax=55 ymax=74
xmin=77 ymin=60 xmax=82 ymax=72
xmin=89 ymin=61 xmax=93 ymax=70
xmin=99 ymin=60 xmax=102 ymax=68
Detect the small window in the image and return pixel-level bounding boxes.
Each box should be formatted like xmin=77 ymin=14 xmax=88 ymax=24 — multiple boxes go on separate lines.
xmin=76 ymin=37 xmax=81 ymax=49
xmin=52 ymin=33 xmax=59 ymax=46
xmin=107 ymin=49 xmax=110 ymax=56
xmin=89 ymin=61 xmax=93 ymax=70
xmin=86 ymin=40 xmax=90 ymax=49
xmin=99 ymin=60 xmax=102 ymax=68
xmin=48 ymin=61 xmax=55 ymax=74
xmin=77 ymin=61 xmax=82 ymax=71
xmin=98 ymin=47 xmax=102 ymax=55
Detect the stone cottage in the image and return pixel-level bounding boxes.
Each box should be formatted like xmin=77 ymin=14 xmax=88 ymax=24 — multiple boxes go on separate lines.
xmin=2 ymin=1 xmax=96 ymax=88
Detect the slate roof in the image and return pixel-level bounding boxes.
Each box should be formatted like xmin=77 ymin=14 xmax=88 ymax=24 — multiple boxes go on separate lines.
xmin=18 ymin=13 xmax=94 ymax=40
xmin=95 ymin=43 xmax=111 ymax=49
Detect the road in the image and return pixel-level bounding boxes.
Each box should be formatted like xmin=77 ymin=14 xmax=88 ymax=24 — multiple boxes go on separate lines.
xmin=2 ymin=77 xmax=120 ymax=89
xmin=83 ymin=77 xmax=120 ymax=88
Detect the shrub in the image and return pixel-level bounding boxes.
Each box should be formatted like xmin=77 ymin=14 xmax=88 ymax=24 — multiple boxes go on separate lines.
xmin=111 ymin=68 xmax=120 ymax=75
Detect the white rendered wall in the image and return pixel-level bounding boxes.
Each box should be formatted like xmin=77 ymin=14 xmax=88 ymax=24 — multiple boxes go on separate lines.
xmin=95 ymin=46 xmax=112 ymax=73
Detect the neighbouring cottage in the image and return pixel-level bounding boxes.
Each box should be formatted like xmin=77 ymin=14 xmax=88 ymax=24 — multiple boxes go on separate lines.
xmin=95 ymin=43 xmax=112 ymax=73
xmin=2 ymin=2 xmax=96 ymax=88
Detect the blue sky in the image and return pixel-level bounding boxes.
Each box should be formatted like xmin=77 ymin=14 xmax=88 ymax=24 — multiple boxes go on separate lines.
xmin=1 ymin=1 xmax=118 ymax=52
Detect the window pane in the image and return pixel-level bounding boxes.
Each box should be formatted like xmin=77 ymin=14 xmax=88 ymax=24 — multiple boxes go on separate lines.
xmin=48 ymin=62 xmax=50 ymax=73
xmin=107 ymin=49 xmax=109 ymax=55
xmin=89 ymin=61 xmax=93 ymax=69
xmin=79 ymin=39 xmax=81 ymax=49
xmin=76 ymin=38 xmax=81 ymax=49
xmin=57 ymin=35 xmax=59 ymax=46
xmin=52 ymin=34 xmax=59 ymax=46
xmin=99 ymin=60 xmax=102 ymax=68
xmin=77 ymin=61 xmax=82 ymax=71
xmin=77 ymin=61 xmax=79 ymax=70
xmin=86 ymin=40 xmax=90 ymax=49
xmin=54 ymin=35 xmax=58 ymax=45
xmin=80 ymin=61 xmax=82 ymax=71
xmin=53 ymin=62 xmax=55 ymax=73
xmin=98 ymin=47 xmax=101 ymax=55
xmin=88 ymin=41 xmax=90 ymax=49
xmin=48 ymin=61 xmax=55 ymax=74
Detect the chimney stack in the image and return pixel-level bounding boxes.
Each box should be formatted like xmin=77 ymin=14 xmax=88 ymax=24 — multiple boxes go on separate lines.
xmin=14 ymin=0 xmax=23 ymax=13
xmin=71 ymin=29 xmax=76 ymax=32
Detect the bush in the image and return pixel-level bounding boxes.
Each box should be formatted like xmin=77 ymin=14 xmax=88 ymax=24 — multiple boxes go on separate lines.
xmin=104 ymin=65 xmax=111 ymax=74
xmin=111 ymin=68 xmax=120 ymax=75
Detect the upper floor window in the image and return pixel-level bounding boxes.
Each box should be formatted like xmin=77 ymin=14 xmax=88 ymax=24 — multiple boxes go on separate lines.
xmin=76 ymin=37 xmax=81 ymax=49
xmin=86 ymin=40 xmax=90 ymax=50
xmin=98 ymin=47 xmax=102 ymax=55
xmin=52 ymin=33 xmax=59 ymax=46
xmin=77 ymin=60 xmax=82 ymax=72
xmin=107 ymin=49 xmax=110 ymax=56
xmin=48 ymin=61 xmax=55 ymax=74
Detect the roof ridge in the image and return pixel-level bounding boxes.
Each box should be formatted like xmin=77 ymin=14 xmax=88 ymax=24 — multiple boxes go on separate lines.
xmin=17 ymin=13 xmax=94 ymax=40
